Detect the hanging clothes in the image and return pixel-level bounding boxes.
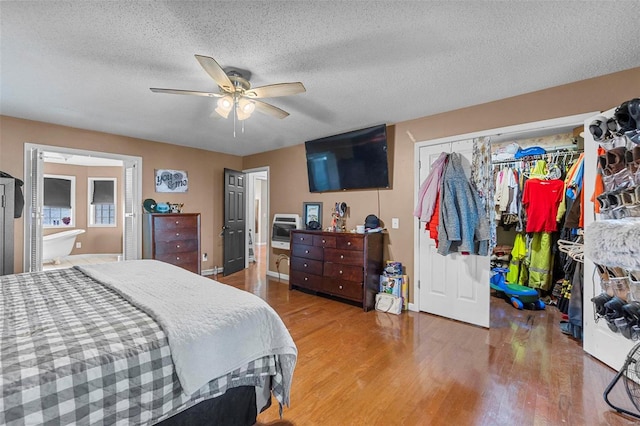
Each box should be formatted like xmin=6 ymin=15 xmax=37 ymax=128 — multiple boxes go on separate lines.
xmin=507 ymin=233 xmax=527 ymax=284
xmin=522 ymin=178 xmax=564 ymax=233
xmin=471 ymin=136 xmax=496 ymax=251
xmin=414 ymin=152 xmax=448 ymax=222
xmin=528 ymin=232 xmax=553 ymax=291
xmin=438 ymin=153 xmax=490 ymax=256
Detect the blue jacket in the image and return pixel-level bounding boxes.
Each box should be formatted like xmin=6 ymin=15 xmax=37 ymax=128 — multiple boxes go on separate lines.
xmin=437 ymin=153 xmax=490 ymax=256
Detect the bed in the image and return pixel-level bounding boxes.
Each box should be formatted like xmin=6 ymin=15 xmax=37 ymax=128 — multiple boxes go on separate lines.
xmin=0 ymin=260 xmax=297 ymax=425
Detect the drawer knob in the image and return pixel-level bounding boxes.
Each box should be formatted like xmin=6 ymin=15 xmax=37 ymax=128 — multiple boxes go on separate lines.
xmin=305 ymin=250 xmax=309 ymax=254
xmin=322 ymin=239 xmax=326 ymax=243
xmin=347 ymin=241 xmax=351 ymax=246
xmin=176 ymin=244 xmax=181 ymax=248
xmin=176 ymin=256 xmax=180 ymax=260
xmin=340 ymin=254 xmax=344 ymax=259
xmin=300 ymin=237 xmax=304 ymax=241
xmin=175 ymin=221 xmax=179 ymax=224
xmin=176 ymin=232 xmax=180 ymax=236
xmin=339 ymin=285 xmax=343 ymax=290
xmin=339 ymin=270 xmax=343 ymax=274
xmin=304 ymin=263 xmax=308 ymax=267
xmin=304 ymin=277 xmax=308 ymax=281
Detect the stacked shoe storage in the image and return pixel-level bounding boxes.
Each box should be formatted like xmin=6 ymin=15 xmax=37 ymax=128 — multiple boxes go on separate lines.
xmin=586 ymin=98 xmax=640 ymax=346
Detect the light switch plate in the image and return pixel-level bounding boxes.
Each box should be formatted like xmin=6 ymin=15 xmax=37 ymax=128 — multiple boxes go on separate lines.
xmin=391 ymin=218 xmax=399 ymax=229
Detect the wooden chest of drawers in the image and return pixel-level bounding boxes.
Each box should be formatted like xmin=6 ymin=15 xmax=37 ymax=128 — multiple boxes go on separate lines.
xmin=143 ymin=213 xmax=201 ymax=274
xmin=289 ymin=230 xmax=383 ymax=311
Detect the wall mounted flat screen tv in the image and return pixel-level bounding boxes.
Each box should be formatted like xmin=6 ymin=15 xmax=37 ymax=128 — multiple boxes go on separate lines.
xmin=305 ymin=124 xmax=389 ymax=192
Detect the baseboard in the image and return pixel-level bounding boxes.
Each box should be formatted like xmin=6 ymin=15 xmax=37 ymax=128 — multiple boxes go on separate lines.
xmin=266 ymin=270 xmax=289 ymax=281
xmin=408 ymin=302 xmax=418 ymax=312
xmin=202 ymin=266 xmax=222 ymax=277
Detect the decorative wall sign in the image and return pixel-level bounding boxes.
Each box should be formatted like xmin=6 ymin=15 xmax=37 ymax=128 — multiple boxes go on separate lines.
xmin=155 ymin=169 xmax=188 ymax=193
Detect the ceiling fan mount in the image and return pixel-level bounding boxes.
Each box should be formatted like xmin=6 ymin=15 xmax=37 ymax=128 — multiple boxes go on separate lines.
xmin=150 ymin=55 xmax=305 ymax=120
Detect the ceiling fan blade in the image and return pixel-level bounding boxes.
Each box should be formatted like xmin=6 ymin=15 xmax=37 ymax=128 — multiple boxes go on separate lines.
xmin=244 ymin=82 xmax=306 ymax=98
xmin=150 ymin=88 xmax=223 ymax=97
xmin=194 ymin=54 xmax=234 ymax=93
xmin=252 ymin=99 xmax=289 ymax=119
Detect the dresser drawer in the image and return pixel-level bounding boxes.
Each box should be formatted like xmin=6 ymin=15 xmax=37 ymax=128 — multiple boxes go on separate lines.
xmin=290 ymin=269 xmax=323 ymax=291
xmin=323 ymin=262 xmax=363 ymax=281
xmin=154 ymin=239 xmax=199 ymax=255
xmin=154 ymin=215 xmax=199 ymax=231
xmin=322 ymin=278 xmax=363 ymax=301
xmin=336 ymin=236 xmax=364 ymax=251
xmin=324 ymin=248 xmax=365 ymax=265
xmin=292 ymin=244 xmax=323 ymax=260
xmin=313 ymin=235 xmax=336 ymax=248
xmin=291 ymin=232 xmax=314 ymax=246
xmin=291 ymin=256 xmax=323 ymax=275
xmin=156 ymin=251 xmax=199 ymax=271
xmin=154 ymin=226 xmax=198 ymax=242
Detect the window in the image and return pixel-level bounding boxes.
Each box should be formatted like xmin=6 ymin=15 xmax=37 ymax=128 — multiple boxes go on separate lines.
xmin=43 ymin=175 xmax=75 ymax=228
xmin=88 ymin=178 xmax=117 ymax=227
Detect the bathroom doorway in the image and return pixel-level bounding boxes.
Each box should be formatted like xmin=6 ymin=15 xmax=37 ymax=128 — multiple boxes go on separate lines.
xmin=23 ymin=143 xmax=142 ymax=272
xmin=245 ymin=167 xmax=269 ymax=274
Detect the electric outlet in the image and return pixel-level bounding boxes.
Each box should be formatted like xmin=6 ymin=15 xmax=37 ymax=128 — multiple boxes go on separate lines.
xmin=202 ymin=253 xmax=208 ymax=262
xmin=391 ymin=218 xmax=399 ymax=229
xmin=76 ymin=242 xmax=81 ymax=249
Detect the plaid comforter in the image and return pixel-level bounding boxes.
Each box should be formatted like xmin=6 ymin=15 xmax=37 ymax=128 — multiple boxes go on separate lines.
xmin=0 ymin=268 xmax=283 ymax=425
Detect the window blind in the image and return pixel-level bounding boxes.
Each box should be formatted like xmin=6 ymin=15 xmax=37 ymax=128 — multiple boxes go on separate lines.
xmin=92 ymin=180 xmax=114 ymax=204
xmin=44 ymin=177 xmax=71 ymax=208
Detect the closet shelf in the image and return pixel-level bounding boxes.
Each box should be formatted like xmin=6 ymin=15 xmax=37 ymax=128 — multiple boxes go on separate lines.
xmin=585 ymin=219 xmax=640 ymax=271
xmin=492 ymin=147 xmax=582 ymax=166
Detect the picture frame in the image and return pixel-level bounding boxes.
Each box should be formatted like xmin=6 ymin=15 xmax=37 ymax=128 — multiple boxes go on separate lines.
xmin=302 ymin=202 xmax=322 ymax=230
xmin=155 ymin=169 xmax=188 ymax=193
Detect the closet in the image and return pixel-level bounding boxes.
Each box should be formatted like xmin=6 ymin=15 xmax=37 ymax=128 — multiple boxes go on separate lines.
xmin=490 ymin=139 xmax=584 ymax=306
xmin=414 ymin=112 xmax=596 ymax=329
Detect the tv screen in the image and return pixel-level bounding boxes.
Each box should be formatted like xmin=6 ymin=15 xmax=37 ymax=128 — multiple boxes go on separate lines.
xmin=305 ymin=124 xmax=389 ymax=192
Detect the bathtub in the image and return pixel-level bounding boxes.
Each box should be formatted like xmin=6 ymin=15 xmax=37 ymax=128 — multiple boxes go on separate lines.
xmin=43 ymin=229 xmax=86 ymax=264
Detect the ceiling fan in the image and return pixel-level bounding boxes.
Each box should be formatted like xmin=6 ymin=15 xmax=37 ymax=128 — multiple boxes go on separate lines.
xmin=150 ymin=54 xmax=305 ymax=121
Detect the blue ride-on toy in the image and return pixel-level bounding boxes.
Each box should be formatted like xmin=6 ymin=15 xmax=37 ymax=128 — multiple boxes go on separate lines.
xmin=490 ymin=267 xmax=546 ymax=310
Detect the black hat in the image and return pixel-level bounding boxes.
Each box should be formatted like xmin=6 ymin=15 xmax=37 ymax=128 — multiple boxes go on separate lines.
xmin=364 ymin=214 xmax=379 ymax=229
xmin=614 ymin=99 xmax=638 ymax=134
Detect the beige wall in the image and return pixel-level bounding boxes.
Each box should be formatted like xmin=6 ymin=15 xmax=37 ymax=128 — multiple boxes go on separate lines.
xmin=0 ymin=116 xmax=242 ymax=272
xmin=2 ymin=67 xmax=639 ymax=296
xmin=42 ymin=163 xmax=123 ymax=255
xmin=244 ymin=66 xmax=640 ymax=303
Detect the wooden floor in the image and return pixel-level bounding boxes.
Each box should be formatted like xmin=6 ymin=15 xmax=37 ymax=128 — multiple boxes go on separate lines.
xmin=214 ymin=247 xmax=639 ymax=426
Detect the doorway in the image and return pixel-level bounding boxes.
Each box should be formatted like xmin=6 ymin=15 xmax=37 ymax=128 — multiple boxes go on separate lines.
xmin=245 ymin=167 xmax=269 ymax=273
xmin=23 ymin=143 xmax=142 ymax=272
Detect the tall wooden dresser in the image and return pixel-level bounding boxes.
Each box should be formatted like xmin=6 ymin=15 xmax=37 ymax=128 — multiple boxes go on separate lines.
xmin=289 ymin=230 xmax=383 ymax=311
xmin=143 ymin=213 xmax=201 ymax=274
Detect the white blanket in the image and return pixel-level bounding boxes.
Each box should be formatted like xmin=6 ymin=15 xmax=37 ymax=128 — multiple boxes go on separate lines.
xmin=77 ymin=260 xmax=297 ymax=401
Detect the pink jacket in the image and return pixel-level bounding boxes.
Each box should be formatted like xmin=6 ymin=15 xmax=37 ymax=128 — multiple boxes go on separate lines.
xmin=413 ymin=152 xmax=448 ymax=222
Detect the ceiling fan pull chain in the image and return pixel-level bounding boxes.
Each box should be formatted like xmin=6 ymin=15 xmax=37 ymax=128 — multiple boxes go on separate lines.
xmin=233 ymin=96 xmax=237 ymax=138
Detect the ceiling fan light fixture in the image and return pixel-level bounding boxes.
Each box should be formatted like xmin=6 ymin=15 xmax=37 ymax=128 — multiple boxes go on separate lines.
xmin=214 ymin=95 xmax=233 ymax=119
xmin=239 ymin=98 xmax=256 ymax=115
xmin=217 ymin=95 xmax=233 ymax=110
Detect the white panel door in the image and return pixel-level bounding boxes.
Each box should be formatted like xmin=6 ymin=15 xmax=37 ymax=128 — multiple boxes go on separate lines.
xmin=418 ymin=140 xmax=490 ymax=328
xmin=122 ymin=159 xmax=140 ymax=260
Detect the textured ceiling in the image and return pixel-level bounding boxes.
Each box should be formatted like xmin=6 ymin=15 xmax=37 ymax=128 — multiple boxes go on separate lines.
xmin=2 ymin=1 xmax=640 ymax=156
